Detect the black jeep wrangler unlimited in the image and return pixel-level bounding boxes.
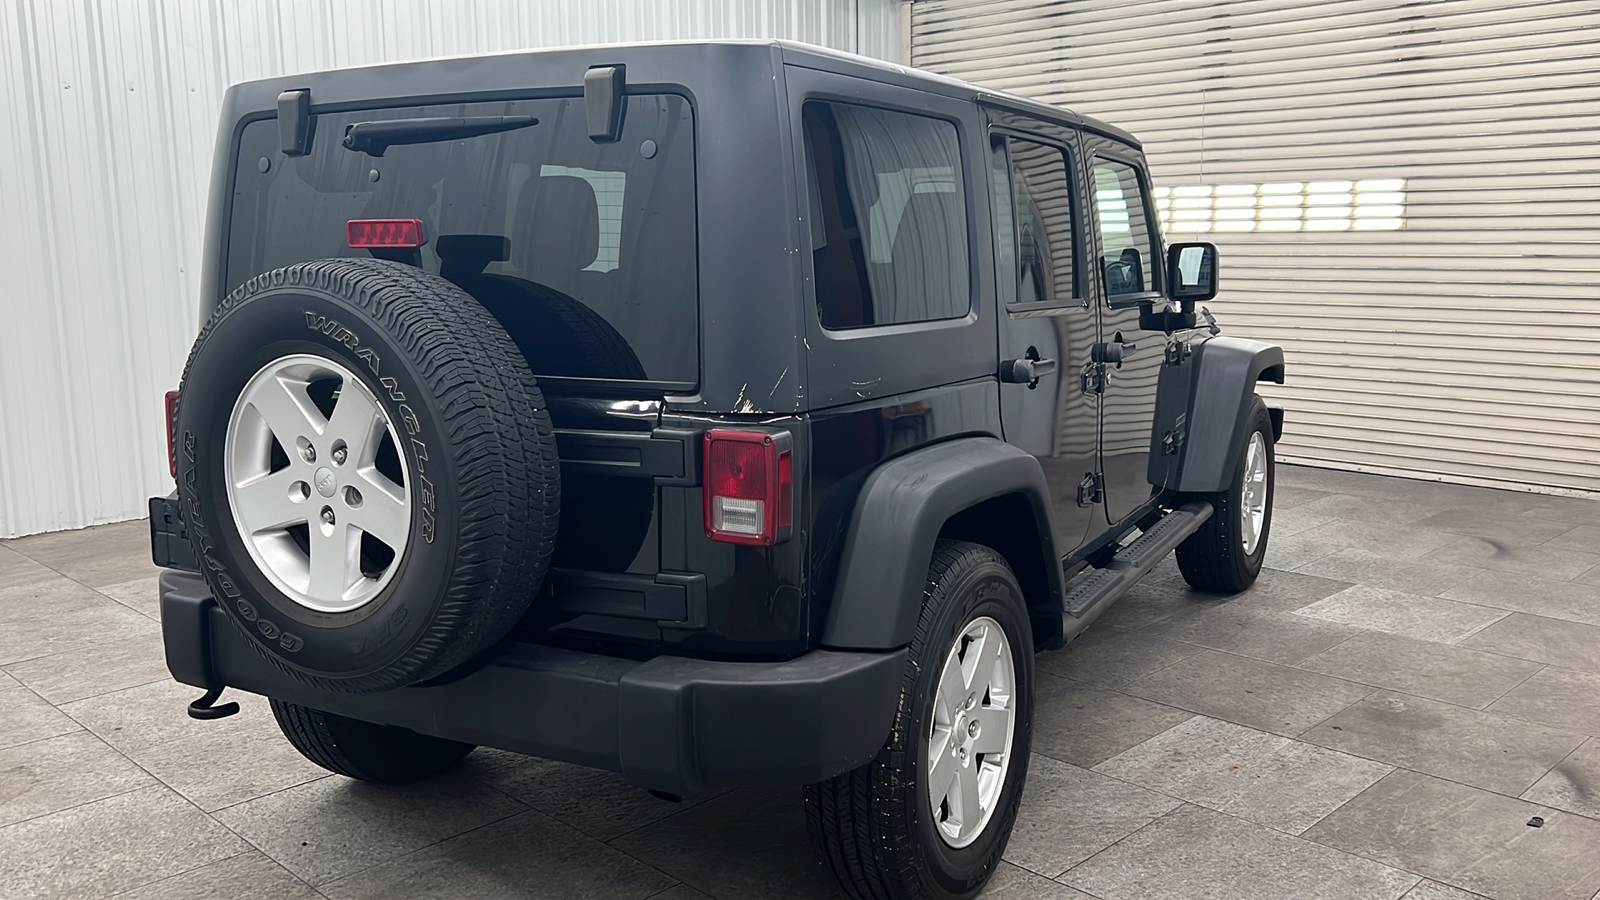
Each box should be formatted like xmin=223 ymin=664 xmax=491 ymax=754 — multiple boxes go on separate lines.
xmin=153 ymin=40 xmax=1284 ymax=900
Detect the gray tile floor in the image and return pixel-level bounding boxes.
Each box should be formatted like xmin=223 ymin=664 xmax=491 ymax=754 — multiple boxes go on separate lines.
xmin=3 ymin=465 xmax=1600 ymax=900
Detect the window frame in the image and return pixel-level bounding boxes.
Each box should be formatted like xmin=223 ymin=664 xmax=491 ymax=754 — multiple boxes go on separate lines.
xmin=989 ymin=128 xmax=1088 ymax=314
xmin=1089 ymin=152 xmax=1166 ymax=310
xmin=799 ymin=96 xmax=980 ymax=336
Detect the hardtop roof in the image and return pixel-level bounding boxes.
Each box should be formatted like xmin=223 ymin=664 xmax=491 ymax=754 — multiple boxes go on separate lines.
xmin=224 ymin=38 xmax=1139 ymax=148
xmin=771 ymin=40 xmax=1139 ymax=146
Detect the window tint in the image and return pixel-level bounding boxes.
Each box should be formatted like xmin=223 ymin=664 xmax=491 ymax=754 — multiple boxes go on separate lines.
xmin=1093 ymin=159 xmax=1157 ymax=298
xmin=1003 ymin=137 xmax=1077 ymax=305
xmin=227 ymin=95 xmax=697 ymax=385
xmin=803 ymin=102 xmax=970 ymax=329
xmin=987 ymin=140 xmax=1017 ymax=308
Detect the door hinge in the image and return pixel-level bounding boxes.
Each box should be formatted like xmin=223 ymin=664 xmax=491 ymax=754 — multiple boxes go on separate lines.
xmin=1165 ymin=340 xmax=1193 ymax=367
xmin=1081 ymin=362 xmax=1106 ymax=395
xmin=1161 ymin=413 xmax=1189 ymax=457
xmin=1077 ymin=472 xmax=1104 ymax=507
xmin=1161 ymin=428 xmax=1186 ymax=457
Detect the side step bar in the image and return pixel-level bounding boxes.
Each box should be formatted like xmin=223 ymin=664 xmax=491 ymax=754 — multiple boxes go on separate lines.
xmin=1062 ymin=501 xmax=1214 ymax=618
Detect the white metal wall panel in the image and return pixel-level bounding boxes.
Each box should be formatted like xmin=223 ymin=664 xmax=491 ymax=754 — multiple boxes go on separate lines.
xmin=0 ymin=0 xmax=900 ymax=538
xmin=912 ymin=0 xmax=1600 ymax=495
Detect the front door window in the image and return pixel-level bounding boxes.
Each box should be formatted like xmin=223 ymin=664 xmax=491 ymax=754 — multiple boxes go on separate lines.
xmin=1093 ymin=159 xmax=1158 ymax=301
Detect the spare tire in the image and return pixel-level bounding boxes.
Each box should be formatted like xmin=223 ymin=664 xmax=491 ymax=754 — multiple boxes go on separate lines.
xmin=447 ymin=272 xmax=655 ymax=571
xmin=174 ymin=259 xmax=559 ymax=692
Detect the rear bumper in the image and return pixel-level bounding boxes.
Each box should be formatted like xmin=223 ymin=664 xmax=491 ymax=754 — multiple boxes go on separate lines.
xmin=158 ymin=569 xmax=904 ymax=796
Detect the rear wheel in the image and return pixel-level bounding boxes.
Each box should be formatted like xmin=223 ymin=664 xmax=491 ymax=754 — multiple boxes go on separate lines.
xmin=270 ymin=699 xmax=473 ymax=783
xmin=805 ymin=540 xmax=1033 ymax=900
xmin=1176 ymin=397 xmax=1275 ymax=593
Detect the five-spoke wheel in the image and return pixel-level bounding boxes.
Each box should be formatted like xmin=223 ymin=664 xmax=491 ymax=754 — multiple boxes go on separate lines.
xmin=928 ymin=616 xmax=1017 ymax=848
xmin=1240 ymin=430 xmax=1269 ymax=556
xmin=224 ymin=353 xmax=410 ymax=613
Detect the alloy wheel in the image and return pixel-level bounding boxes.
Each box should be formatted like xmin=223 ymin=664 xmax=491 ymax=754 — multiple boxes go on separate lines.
xmin=1240 ymin=431 xmax=1268 ymax=555
xmin=223 ymin=354 xmax=410 ymax=613
xmin=927 ymin=615 xmax=1018 ymax=848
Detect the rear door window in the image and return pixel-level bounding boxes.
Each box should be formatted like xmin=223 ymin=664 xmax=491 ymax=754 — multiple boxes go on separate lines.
xmin=227 ymin=95 xmax=698 ymax=386
xmin=1004 ymin=137 xmax=1080 ymax=306
xmin=801 ymin=101 xmax=970 ymax=329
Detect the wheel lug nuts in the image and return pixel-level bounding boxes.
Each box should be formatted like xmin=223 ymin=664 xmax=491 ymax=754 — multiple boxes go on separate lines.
xmin=301 ymin=444 xmax=316 ymax=463
xmin=968 ymin=721 xmax=979 ymax=737
xmin=332 ymin=448 xmax=348 ymax=465
xmin=321 ymin=507 xmax=336 ymax=525
xmin=965 ymin=694 xmax=976 ymax=710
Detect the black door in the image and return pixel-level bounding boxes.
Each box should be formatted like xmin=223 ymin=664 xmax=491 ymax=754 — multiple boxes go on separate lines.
xmin=988 ymin=119 xmax=1099 ymax=555
xmin=1082 ymin=141 xmax=1166 ymax=526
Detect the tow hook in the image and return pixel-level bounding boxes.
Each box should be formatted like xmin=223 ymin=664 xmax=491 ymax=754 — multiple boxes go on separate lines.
xmin=187 ymin=686 xmax=241 ymax=720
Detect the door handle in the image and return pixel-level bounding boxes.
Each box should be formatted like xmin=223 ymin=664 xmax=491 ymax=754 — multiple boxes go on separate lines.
xmin=1001 ymin=356 xmax=1058 ymax=384
xmin=1091 ymin=334 xmax=1139 ymax=367
xmin=1090 ymin=343 xmax=1124 ymax=365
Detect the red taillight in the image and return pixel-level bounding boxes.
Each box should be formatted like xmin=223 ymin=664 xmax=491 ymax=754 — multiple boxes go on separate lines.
xmin=165 ymin=390 xmax=180 ymax=478
xmin=704 ymin=429 xmax=793 ymax=546
xmin=347 ymin=218 xmax=425 ymax=248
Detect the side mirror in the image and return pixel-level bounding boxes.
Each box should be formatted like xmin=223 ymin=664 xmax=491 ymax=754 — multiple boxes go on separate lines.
xmin=1167 ymin=242 xmax=1218 ymax=304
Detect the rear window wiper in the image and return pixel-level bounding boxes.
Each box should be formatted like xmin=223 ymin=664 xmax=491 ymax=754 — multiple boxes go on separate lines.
xmin=341 ymin=115 xmax=539 ymax=157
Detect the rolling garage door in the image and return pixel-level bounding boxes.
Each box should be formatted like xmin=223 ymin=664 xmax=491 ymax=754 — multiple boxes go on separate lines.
xmin=911 ymin=0 xmax=1600 ymax=495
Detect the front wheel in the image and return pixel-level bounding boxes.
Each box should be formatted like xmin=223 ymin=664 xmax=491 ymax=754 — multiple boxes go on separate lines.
xmin=805 ymin=540 xmax=1034 ymax=900
xmin=1176 ymin=396 xmax=1276 ymax=593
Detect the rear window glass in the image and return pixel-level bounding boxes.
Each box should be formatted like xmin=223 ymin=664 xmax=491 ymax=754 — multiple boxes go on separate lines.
xmin=802 ymin=101 xmax=970 ymax=330
xmin=227 ymin=95 xmax=697 ymax=385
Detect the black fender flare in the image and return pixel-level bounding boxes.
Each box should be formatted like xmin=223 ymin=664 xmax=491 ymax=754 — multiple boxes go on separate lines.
xmin=820 ymin=437 xmax=1063 ymax=651
xmin=1175 ymin=336 xmax=1285 ymax=494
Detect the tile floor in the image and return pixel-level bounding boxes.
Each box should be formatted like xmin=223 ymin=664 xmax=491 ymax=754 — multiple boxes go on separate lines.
xmin=3 ymin=465 xmax=1599 ymax=900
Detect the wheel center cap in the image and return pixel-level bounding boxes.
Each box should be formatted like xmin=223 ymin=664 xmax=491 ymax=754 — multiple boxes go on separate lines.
xmin=954 ymin=712 xmax=968 ymax=746
xmin=314 ymin=467 xmax=337 ymax=497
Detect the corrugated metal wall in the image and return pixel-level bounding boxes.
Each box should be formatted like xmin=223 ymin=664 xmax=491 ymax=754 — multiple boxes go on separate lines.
xmin=0 ymin=0 xmax=901 ymax=538
xmin=912 ymin=0 xmax=1600 ymax=496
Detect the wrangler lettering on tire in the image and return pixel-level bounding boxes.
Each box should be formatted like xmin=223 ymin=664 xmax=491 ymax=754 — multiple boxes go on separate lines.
xmin=174 ymin=258 xmax=560 ymax=692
